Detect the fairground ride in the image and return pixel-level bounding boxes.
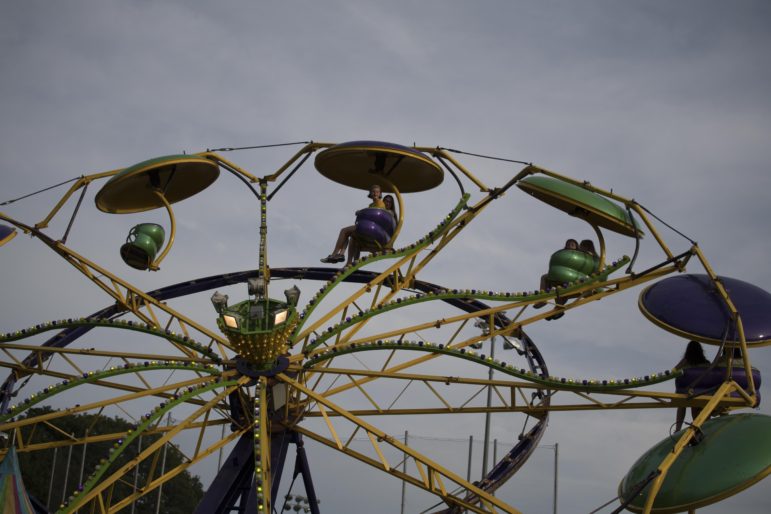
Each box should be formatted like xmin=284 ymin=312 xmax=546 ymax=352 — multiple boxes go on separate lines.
xmin=0 ymin=141 xmax=768 ymax=513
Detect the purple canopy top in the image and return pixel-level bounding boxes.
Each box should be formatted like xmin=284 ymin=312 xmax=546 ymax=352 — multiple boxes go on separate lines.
xmin=639 ymin=274 xmax=771 ymax=346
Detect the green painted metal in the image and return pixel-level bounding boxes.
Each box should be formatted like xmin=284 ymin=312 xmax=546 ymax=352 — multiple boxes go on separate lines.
xmin=547 ymin=248 xmax=599 ymax=285
xmin=518 ymin=175 xmax=642 ymax=237
xmin=0 ymin=318 xmax=222 ymax=363
xmin=306 ymin=255 xmax=629 ymax=352
xmin=57 ymin=378 xmax=239 ymax=514
xmin=619 ymin=413 xmax=771 ymax=513
xmin=216 ymin=298 xmax=297 ymax=368
xmin=95 ymin=154 xmax=219 ymax=214
xmin=120 ymin=223 xmax=165 ymax=270
xmin=291 ymin=193 xmax=471 ymax=340
xmin=2 ymin=361 xmax=221 ymax=422
xmin=304 ymin=336 xmax=678 ymax=393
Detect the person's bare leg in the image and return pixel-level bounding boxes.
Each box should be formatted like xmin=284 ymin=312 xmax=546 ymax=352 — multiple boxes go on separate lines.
xmin=346 ymin=240 xmax=360 ymax=266
xmin=675 ymin=407 xmax=686 ymax=432
xmin=534 ymin=275 xmax=549 ymax=309
xmin=332 ymin=226 xmax=355 ymax=255
xmin=323 ymin=226 xmax=355 ymax=262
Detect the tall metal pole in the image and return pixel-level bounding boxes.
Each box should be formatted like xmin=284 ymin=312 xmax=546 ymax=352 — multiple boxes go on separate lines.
xmin=400 ymin=430 xmax=408 ymax=514
xmin=130 ymin=435 xmax=143 ymax=514
xmin=217 ymin=423 xmax=225 ymax=470
xmin=466 ymin=435 xmax=473 ymax=514
xmin=466 ymin=435 xmax=473 ymax=482
xmin=78 ymin=428 xmax=89 ymax=487
xmin=155 ymin=414 xmax=172 ymax=514
xmin=493 ymin=439 xmax=497 ymax=466
xmin=155 ymin=442 xmax=169 ymax=514
xmin=46 ymin=446 xmax=58 ymax=509
xmin=60 ymin=435 xmax=74 ymax=505
xmin=482 ymin=337 xmax=495 ymax=477
xmin=553 ymin=443 xmax=559 ymax=514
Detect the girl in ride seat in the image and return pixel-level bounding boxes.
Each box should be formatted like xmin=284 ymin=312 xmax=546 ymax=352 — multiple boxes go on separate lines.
xmin=321 ymin=184 xmax=384 ymax=264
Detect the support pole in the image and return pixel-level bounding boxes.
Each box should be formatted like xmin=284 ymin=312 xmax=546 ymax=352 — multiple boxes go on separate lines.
xmin=553 ymin=443 xmax=558 ymax=514
xmin=130 ymin=435 xmax=143 ymax=514
xmin=155 ymin=420 xmax=170 ymax=514
xmin=46 ymin=446 xmax=58 ymax=510
xmin=78 ymin=428 xmax=88 ymax=487
xmin=217 ymin=423 xmax=225 ymax=470
xmin=466 ymin=434 xmax=473 ymax=514
xmin=482 ymin=338 xmax=495 ymax=477
xmin=401 ymin=430 xmax=408 ymax=514
xmin=293 ymin=433 xmax=320 ymax=514
xmin=60 ymin=435 xmax=74 ymax=506
xmin=466 ymin=435 xmax=473 ymax=483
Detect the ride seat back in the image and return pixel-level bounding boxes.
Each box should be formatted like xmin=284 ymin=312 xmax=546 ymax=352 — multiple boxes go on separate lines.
xmin=546 ymin=249 xmax=599 ymax=285
xmin=354 ymin=208 xmax=397 ymax=250
xmin=676 ymin=364 xmax=762 ymax=404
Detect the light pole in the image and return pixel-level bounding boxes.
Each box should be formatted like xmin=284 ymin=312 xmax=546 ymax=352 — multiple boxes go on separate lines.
xmin=473 ymin=320 xmax=522 ymax=477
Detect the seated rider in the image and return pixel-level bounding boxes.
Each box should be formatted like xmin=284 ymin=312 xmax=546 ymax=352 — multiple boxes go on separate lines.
xmin=346 ymin=194 xmax=398 ymax=265
xmin=534 ymin=239 xmax=579 ymax=309
xmin=674 ymin=340 xmax=710 ymax=431
xmin=579 ymin=239 xmax=597 ymax=257
xmin=321 ymin=184 xmax=385 ymax=264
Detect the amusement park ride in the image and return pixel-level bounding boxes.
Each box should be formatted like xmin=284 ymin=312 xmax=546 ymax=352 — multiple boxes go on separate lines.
xmin=0 ymin=140 xmax=768 ymax=513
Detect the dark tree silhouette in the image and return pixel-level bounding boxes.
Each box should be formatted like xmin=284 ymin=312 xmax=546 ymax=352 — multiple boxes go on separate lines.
xmin=13 ymin=407 xmax=203 ymax=513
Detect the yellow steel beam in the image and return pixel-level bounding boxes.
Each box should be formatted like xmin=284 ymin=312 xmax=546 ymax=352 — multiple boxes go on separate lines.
xmin=313 ymin=265 xmax=677 ymax=399
xmin=107 ymin=427 xmax=247 ymax=513
xmin=279 ymin=373 xmax=519 ymax=513
xmin=641 ymin=381 xmax=736 ymax=514
xmin=70 ymin=380 xmax=245 ymax=510
xmin=0 ymin=342 xmax=214 ymax=364
xmin=415 ymin=147 xmax=490 ymax=192
xmin=34 ymin=169 xmax=122 ymax=229
xmin=0 ymin=213 xmax=232 ymax=354
xmin=0 ymin=375 xmax=219 ymax=431
xmin=4 ymin=418 xmax=229 ymax=455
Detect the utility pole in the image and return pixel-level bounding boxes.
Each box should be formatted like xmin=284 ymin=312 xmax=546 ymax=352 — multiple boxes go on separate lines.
xmin=60 ymin=434 xmax=74 ymax=506
xmin=400 ymin=430 xmax=408 ymax=514
xmin=130 ymin=435 xmax=143 ymax=514
xmin=46 ymin=447 xmax=58 ymax=509
xmin=482 ymin=337 xmax=494 ymax=477
xmin=155 ymin=413 xmax=173 ymax=514
xmin=553 ymin=442 xmax=559 ymax=514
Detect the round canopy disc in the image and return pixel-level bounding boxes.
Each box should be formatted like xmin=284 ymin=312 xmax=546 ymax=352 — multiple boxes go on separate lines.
xmin=639 ymin=274 xmax=771 ymax=347
xmin=95 ymin=155 xmax=220 ymax=214
xmin=517 ymin=175 xmax=643 ymax=237
xmin=314 ymin=141 xmax=443 ymax=193
xmin=618 ymin=414 xmax=771 ymax=513
xmin=0 ymin=224 xmax=17 ymax=247
xmin=0 ymin=224 xmax=16 ymax=247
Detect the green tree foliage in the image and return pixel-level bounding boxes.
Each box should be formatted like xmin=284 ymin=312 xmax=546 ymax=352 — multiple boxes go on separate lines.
xmin=15 ymin=407 xmax=203 ymax=513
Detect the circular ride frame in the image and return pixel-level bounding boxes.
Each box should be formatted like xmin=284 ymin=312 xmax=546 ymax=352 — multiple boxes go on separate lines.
xmin=0 ymin=142 xmax=762 ymax=514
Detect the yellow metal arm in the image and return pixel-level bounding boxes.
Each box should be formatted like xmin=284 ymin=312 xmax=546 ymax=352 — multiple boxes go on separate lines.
xmin=34 ymin=169 xmax=123 ymax=229
xmin=148 ymin=189 xmax=176 ymax=271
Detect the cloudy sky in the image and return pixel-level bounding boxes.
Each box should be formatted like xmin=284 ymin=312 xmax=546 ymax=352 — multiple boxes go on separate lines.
xmin=1 ymin=1 xmax=770 ymax=513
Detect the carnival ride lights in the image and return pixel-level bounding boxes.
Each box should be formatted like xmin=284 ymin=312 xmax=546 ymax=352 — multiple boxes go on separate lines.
xmin=0 ymin=140 xmax=768 ymax=514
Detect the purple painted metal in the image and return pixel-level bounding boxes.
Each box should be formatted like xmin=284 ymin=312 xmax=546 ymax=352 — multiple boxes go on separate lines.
xmin=354 ymin=219 xmax=390 ymax=246
xmin=356 ymin=207 xmax=396 ymax=234
xmin=0 ymin=268 xmax=549 ymax=512
xmin=640 ymin=274 xmax=771 ymax=345
xmin=676 ymin=365 xmax=762 ymax=402
xmin=193 ymin=433 xmax=255 ymax=514
xmin=292 ymin=433 xmax=321 ymax=514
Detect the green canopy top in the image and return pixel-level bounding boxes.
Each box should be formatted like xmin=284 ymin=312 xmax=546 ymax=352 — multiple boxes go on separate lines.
xmin=618 ymin=413 xmax=771 ymax=513
xmin=518 ymin=175 xmax=643 ymax=237
xmin=95 ymin=154 xmax=220 ymax=214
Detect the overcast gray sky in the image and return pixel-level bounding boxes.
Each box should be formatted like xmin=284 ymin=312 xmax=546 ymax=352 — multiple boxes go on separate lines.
xmin=1 ymin=1 xmax=770 ymax=513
